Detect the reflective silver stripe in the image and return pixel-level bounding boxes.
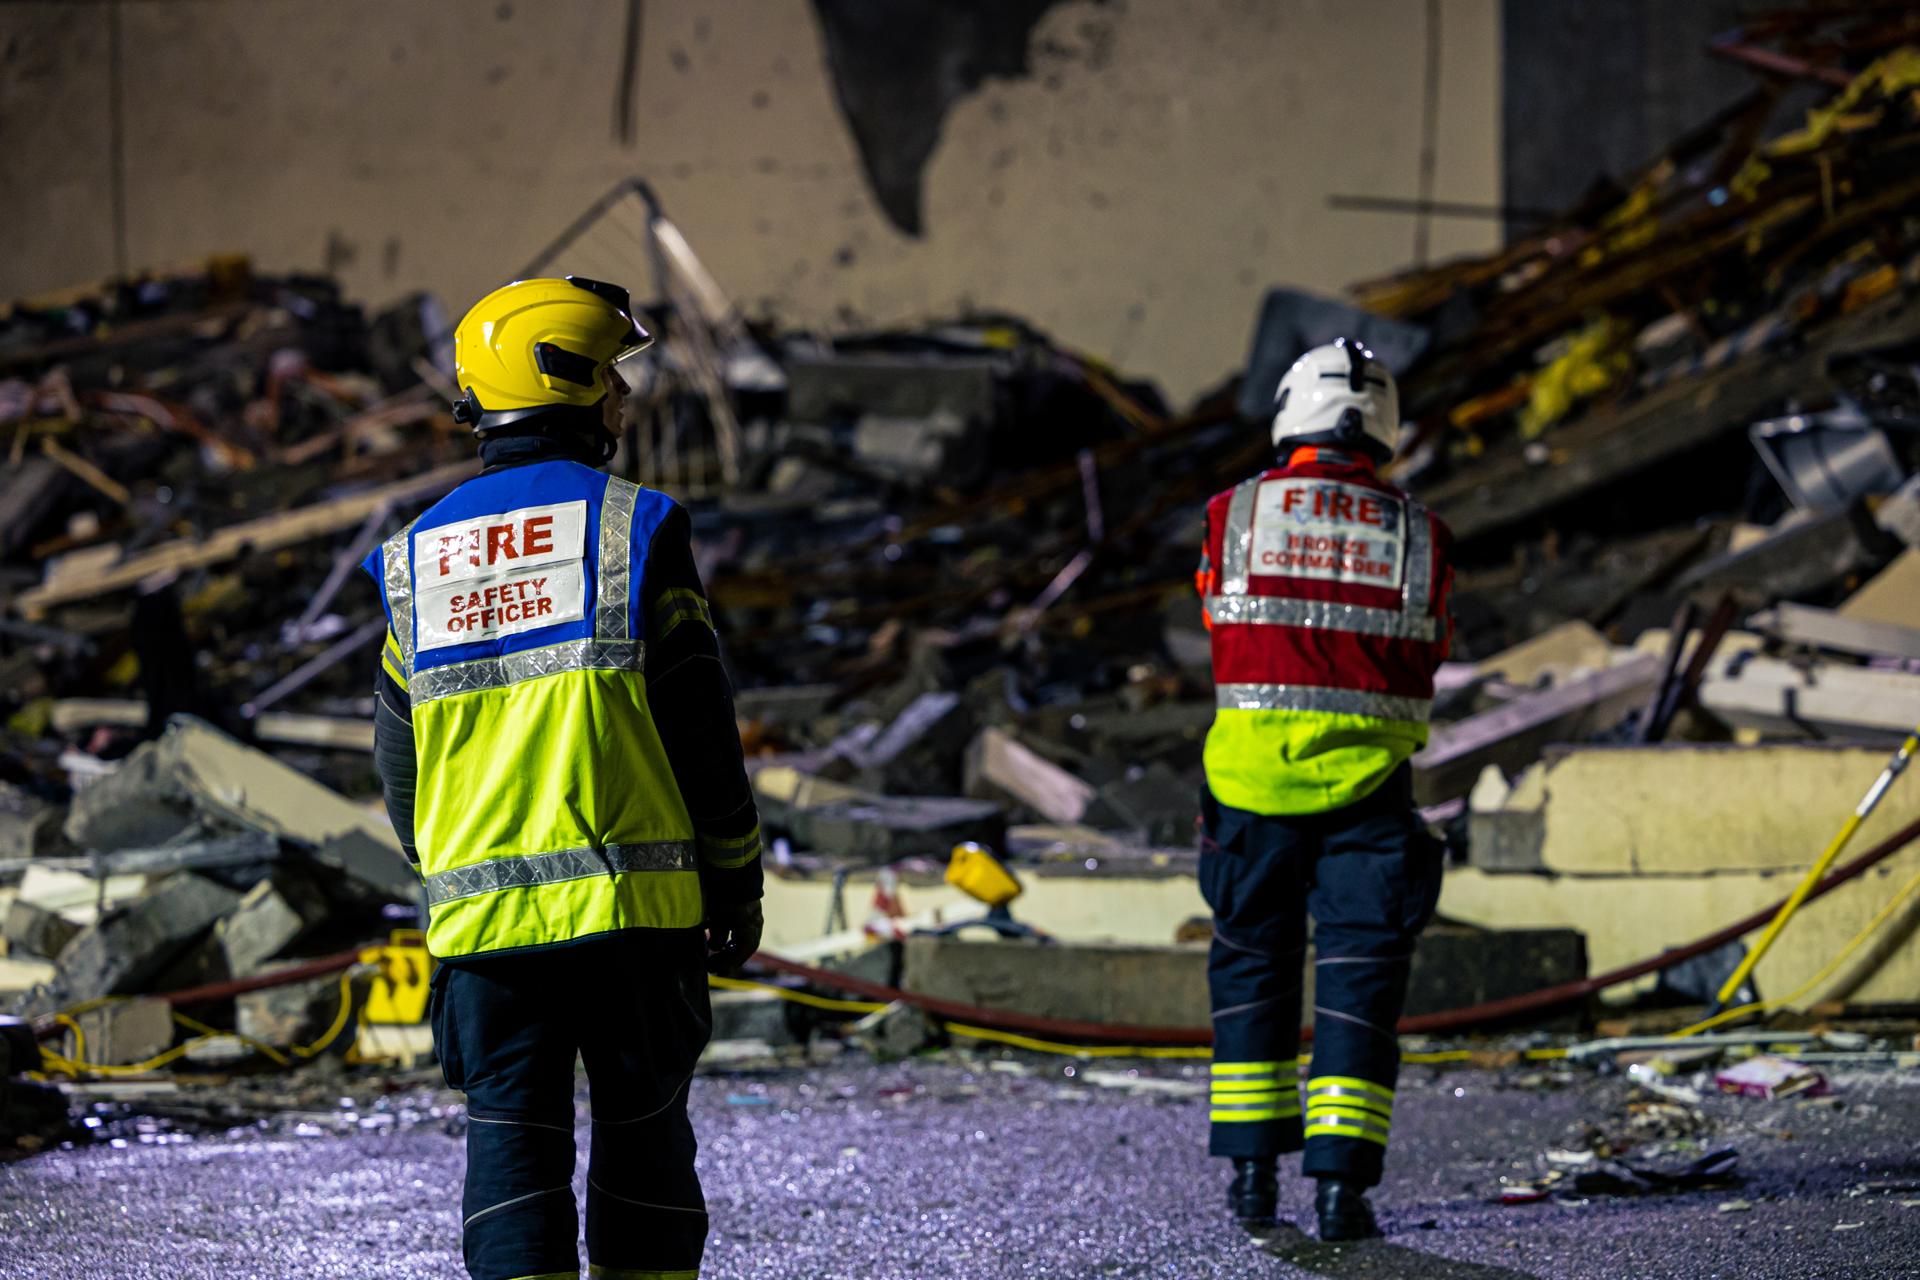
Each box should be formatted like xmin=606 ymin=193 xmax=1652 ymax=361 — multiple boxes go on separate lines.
xmin=1305 ymin=1085 xmax=1394 ymax=1116
xmin=1215 ymin=683 xmax=1431 ymax=721
xmin=597 ymin=477 xmax=640 ymax=640
xmin=1217 ymin=477 xmax=1261 ymax=596
xmin=1212 ymin=478 xmax=1438 ymax=638
xmin=1401 ymin=498 xmax=1433 ymax=617
xmin=411 ymin=637 xmax=643 ymax=705
xmin=425 ymin=840 xmax=696 ymax=907
xmin=1204 ymin=594 xmax=1436 ymax=641
xmin=381 ymin=520 xmax=419 ymax=677
xmin=1304 ymin=1112 xmax=1392 ymax=1141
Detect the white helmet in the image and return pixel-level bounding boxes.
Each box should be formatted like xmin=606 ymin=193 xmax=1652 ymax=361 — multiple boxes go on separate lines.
xmin=1269 ymin=338 xmax=1399 ymax=461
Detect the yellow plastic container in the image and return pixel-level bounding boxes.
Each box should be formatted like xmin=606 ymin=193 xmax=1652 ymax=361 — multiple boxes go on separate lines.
xmin=945 ymin=842 xmax=1022 ymax=908
xmin=360 ymin=929 xmax=433 ymax=1025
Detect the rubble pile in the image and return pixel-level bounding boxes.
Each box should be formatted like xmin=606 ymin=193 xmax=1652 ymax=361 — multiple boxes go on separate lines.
xmin=6 ymin=19 xmax=1920 ymax=1119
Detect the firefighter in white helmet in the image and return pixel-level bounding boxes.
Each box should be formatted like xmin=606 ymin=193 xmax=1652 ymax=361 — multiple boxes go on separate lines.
xmin=1193 ymin=339 xmax=1455 ymax=1239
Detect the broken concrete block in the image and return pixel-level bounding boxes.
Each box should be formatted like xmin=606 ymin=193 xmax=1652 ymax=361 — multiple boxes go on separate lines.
xmin=847 ymin=999 xmax=942 ymax=1061
xmin=964 ymin=727 xmax=1096 ymax=824
xmin=788 ymin=794 xmax=1006 ymax=864
xmin=216 ymin=873 xmax=330 ymax=977
xmin=1403 ymin=927 xmax=1587 ymax=1024
xmin=1092 ymin=763 xmax=1197 ymax=845
xmin=66 ymin=717 xmax=412 ymax=900
xmin=20 ymin=872 xmax=242 ymax=1014
xmin=0 ymin=782 xmax=67 ymax=860
xmin=66 ymin=997 xmax=173 ymax=1067
xmin=236 ymin=965 xmax=367 ymax=1052
xmin=3 ymin=900 xmax=79 ymax=962
xmin=1466 ymin=763 xmax=1550 ymax=873
xmin=63 ymin=739 xmax=204 ymax=852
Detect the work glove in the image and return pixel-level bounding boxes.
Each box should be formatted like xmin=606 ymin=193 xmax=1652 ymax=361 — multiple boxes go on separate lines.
xmin=705 ymin=898 xmax=763 ymax=976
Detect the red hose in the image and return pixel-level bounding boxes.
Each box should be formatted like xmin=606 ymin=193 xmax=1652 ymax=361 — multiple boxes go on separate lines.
xmin=33 ymin=945 xmax=367 ymax=1041
xmin=752 ymin=813 xmax=1920 ymax=1046
xmin=157 ymin=946 xmax=366 ymax=1007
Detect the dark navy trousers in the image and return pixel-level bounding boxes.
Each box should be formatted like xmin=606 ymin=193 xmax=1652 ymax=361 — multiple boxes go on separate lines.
xmin=1200 ymin=765 xmax=1442 ymax=1187
xmin=430 ymin=928 xmax=713 ymax=1280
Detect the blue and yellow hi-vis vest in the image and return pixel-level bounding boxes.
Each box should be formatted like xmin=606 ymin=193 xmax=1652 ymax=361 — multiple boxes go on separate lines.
xmin=365 ymin=460 xmax=699 ymax=959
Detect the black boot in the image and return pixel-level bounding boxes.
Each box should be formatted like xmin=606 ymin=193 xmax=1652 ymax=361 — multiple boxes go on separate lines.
xmin=1228 ymin=1158 xmax=1278 ymax=1228
xmin=1315 ymin=1177 xmax=1379 ymax=1241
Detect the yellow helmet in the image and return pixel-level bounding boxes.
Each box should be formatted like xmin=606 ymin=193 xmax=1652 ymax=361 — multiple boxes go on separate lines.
xmin=450 ymin=276 xmax=651 ymax=435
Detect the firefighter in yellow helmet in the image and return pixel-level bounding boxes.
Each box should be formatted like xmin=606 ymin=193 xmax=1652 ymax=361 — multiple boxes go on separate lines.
xmin=363 ymin=276 xmax=763 ymax=1280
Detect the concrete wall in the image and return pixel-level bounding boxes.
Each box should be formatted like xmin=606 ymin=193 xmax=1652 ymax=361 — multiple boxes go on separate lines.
xmin=0 ymin=0 xmax=1502 ymax=402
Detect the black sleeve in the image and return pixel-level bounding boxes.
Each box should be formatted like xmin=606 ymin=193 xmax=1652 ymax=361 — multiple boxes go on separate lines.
xmin=372 ymin=637 xmax=420 ymax=869
xmin=644 ymin=506 xmax=764 ymax=906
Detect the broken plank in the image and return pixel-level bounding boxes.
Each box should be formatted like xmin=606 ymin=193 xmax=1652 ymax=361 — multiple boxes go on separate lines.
xmin=1750 ymin=601 xmax=1920 ymax=661
xmin=965 ymin=727 xmax=1097 ymax=824
xmin=254 ymin=713 xmax=375 ymax=752
xmin=1698 ymin=655 xmax=1920 ymax=741
xmin=14 ymin=460 xmax=475 ymax=616
xmin=1412 ymin=654 xmax=1662 ymax=805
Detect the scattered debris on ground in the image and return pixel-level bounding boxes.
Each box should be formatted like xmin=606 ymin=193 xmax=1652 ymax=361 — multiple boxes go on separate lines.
xmin=8 ymin=18 xmax=1920 ymax=1161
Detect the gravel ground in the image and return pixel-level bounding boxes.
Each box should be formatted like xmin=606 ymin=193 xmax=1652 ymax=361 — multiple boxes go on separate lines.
xmin=1 ymin=1055 xmax=1917 ymax=1279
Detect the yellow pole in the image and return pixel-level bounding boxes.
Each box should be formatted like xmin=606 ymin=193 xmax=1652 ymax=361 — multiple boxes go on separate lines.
xmin=1710 ymin=724 xmax=1920 ymax=1013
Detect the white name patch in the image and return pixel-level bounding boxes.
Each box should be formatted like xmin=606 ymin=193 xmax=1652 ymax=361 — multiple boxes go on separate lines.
xmin=412 ymin=500 xmax=587 ymax=651
xmin=1249 ymin=478 xmax=1404 ymax=589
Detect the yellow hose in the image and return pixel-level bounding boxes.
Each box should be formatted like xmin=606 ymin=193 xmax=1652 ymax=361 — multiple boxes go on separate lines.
xmin=39 ymin=970 xmax=361 ymax=1078
xmin=1671 ymin=863 xmax=1920 ymax=1040
xmin=1713 ymin=725 xmax=1920 ymax=1010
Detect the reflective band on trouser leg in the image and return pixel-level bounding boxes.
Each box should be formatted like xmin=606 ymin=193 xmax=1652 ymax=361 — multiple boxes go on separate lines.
xmin=1304 ymin=1076 xmax=1394 ymax=1146
xmin=697 ymin=825 xmax=762 ymax=870
xmin=587 ymin=1269 xmax=698 ymax=1279
xmin=1209 ymin=1060 xmax=1301 ymax=1123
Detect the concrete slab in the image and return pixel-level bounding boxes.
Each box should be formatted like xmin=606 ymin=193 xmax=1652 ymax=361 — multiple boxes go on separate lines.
xmin=1500 ymin=744 xmax=1918 ymax=875
xmin=65 ymin=997 xmax=172 ymax=1067
xmin=900 ymin=928 xmax=1586 ymax=1028
xmin=3 ymin=900 xmax=79 ymax=962
xmin=1840 ymin=547 xmax=1920 ymax=626
xmin=902 ymin=937 xmax=1211 ymax=1027
xmin=1440 ymin=839 xmax=1920 ymax=1006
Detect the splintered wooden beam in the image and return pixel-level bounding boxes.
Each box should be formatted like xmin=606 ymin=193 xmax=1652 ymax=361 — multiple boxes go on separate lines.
xmin=14 ymin=460 xmax=475 ymax=617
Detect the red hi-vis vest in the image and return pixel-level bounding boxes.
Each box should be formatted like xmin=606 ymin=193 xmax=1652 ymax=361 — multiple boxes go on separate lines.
xmin=1197 ymin=450 xmax=1452 ymax=816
